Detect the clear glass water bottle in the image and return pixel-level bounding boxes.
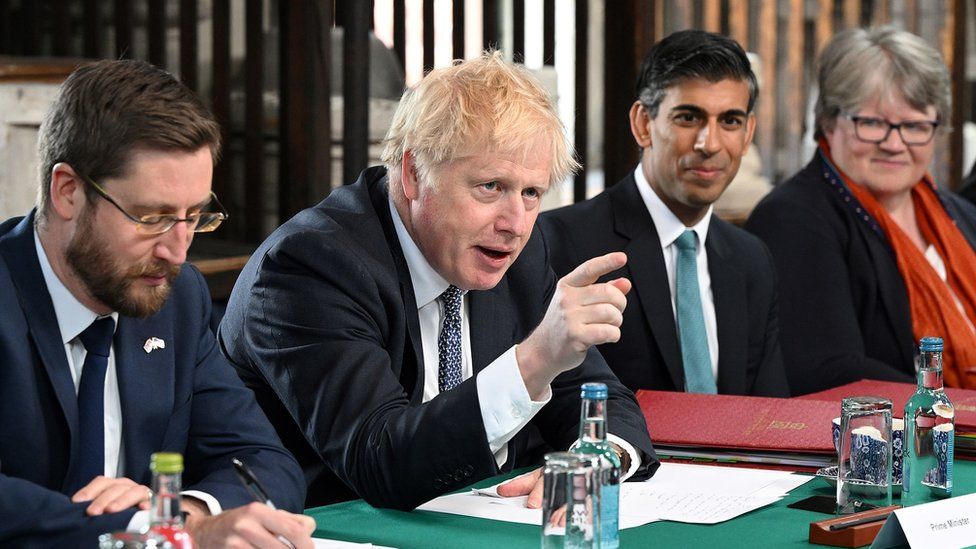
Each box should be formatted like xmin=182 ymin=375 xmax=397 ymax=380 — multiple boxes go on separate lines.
xmin=902 ymin=337 xmax=954 ymax=505
xmin=148 ymin=452 xmax=194 ymax=548
xmin=569 ymin=382 xmax=620 ymax=549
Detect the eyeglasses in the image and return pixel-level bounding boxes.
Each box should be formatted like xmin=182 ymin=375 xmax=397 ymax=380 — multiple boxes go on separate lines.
xmin=80 ymin=173 xmax=228 ymax=234
xmin=842 ymin=112 xmax=939 ymax=146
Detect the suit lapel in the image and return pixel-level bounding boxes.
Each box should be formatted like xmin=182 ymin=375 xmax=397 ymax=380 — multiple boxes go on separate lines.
xmin=116 ymin=313 xmax=175 ymax=479
xmin=0 ymin=215 xmax=80 ymax=458
xmin=707 ymin=221 xmax=749 ymax=394
xmin=610 ymin=176 xmax=684 ymax=389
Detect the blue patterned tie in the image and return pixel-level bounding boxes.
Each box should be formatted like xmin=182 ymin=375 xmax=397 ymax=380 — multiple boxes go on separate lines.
xmin=68 ymin=316 xmax=116 ymax=493
xmin=674 ymin=231 xmax=717 ymax=394
xmin=438 ymin=285 xmax=464 ymax=393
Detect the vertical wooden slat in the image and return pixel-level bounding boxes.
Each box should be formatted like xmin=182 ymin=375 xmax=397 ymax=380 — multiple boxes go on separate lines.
xmin=83 ymin=0 xmax=100 ymax=58
xmin=757 ymin=0 xmax=776 ymax=181
xmin=393 ymin=0 xmax=406 ymax=71
xmin=512 ymin=0 xmax=525 ymax=61
xmin=343 ymin=1 xmax=371 ymax=183
xmin=280 ymin=0 xmax=332 ymax=220
xmin=654 ymin=0 xmax=664 ymax=44
xmin=483 ymin=0 xmax=500 ymax=50
xmin=703 ymin=0 xmax=721 ymax=32
xmin=905 ymin=0 xmax=918 ymax=34
xmin=947 ymin=0 xmax=965 ymax=190
xmin=574 ymin=0 xmax=588 ymax=203
xmin=453 ymin=0 xmax=465 ymax=60
xmin=816 ymin=0 xmax=833 ymax=55
xmin=148 ymin=0 xmax=167 ymax=67
xmin=729 ymin=1 xmax=748 ymax=50
xmin=211 ymin=0 xmax=232 ymax=232
xmin=114 ymin=0 xmax=133 ymax=58
xmin=423 ymin=0 xmax=434 ymax=73
xmin=784 ymin=0 xmax=804 ymax=179
xmin=543 ymin=0 xmax=555 ymax=64
xmin=843 ymin=0 xmax=859 ymax=28
xmin=0 ymin=0 xmax=11 ymax=54
xmin=180 ymin=0 xmax=199 ymax=90
xmin=21 ymin=0 xmax=37 ymax=54
xmin=244 ymin=0 xmax=264 ymax=242
xmin=872 ymin=0 xmax=889 ymax=25
xmin=52 ymin=0 xmax=70 ymax=55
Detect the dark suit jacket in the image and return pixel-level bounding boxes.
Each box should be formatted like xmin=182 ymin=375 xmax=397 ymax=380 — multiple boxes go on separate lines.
xmin=219 ymin=167 xmax=658 ymax=510
xmin=0 ymin=213 xmax=305 ymax=547
xmin=745 ymin=155 xmax=976 ymax=395
xmin=538 ymin=172 xmax=788 ymax=397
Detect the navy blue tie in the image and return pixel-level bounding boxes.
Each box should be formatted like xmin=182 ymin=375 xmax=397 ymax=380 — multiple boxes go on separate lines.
xmin=674 ymin=231 xmax=717 ymax=394
xmin=69 ymin=316 xmax=116 ymax=493
xmin=437 ymin=285 xmax=464 ymax=393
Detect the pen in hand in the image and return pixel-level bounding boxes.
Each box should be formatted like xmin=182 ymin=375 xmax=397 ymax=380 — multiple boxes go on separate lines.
xmin=232 ymin=458 xmax=295 ymax=547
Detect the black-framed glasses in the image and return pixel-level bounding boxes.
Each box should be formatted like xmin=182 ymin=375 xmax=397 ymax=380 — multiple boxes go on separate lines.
xmin=80 ymin=173 xmax=228 ymax=234
xmin=842 ymin=112 xmax=939 ymax=146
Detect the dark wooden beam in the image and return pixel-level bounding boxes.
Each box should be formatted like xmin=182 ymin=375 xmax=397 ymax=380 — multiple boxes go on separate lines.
xmin=543 ymin=0 xmax=555 ymax=64
xmin=211 ymin=0 xmax=232 ymax=235
xmin=574 ymin=0 xmax=588 ymax=202
xmin=280 ymin=0 xmax=332 ymax=218
xmin=949 ymin=0 xmax=967 ymax=190
xmin=114 ymin=0 xmax=133 ymax=58
xmin=394 ymin=0 xmax=406 ymax=70
xmin=244 ymin=0 xmax=265 ymax=241
xmin=512 ymin=0 xmax=524 ymax=61
xmin=83 ymin=0 xmax=100 ymax=58
xmin=148 ymin=0 xmax=167 ymax=67
xmin=52 ymin=0 xmax=71 ymax=56
xmin=343 ymin=1 xmax=371 ymax=183
xmin=453 ymin=0 xmax=465 ymax=60
xmin=423 ymin=0 xmax=434 ymax=73
xmin=483 ymin=0 xmax=500 ymax=50
xmin=180 ymin=0 xmax=199 ymax=90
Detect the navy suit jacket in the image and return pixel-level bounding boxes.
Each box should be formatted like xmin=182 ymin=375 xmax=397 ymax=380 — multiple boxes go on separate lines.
xmin=746 ymin=155 xmax=976 ymax=395
xmin=219 ymin=167 xmax=658 ymax=510
xmin=539 ymin=172 xmax=789 ymax=397
xmin=0 ymin=213 xmax=305 ymax=547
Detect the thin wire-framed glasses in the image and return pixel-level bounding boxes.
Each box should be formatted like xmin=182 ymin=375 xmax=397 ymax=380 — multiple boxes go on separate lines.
xmin=80 ymin=173 xmax=228 ymax=234
xmin=841 ymin=112 xmax=939 ymax=146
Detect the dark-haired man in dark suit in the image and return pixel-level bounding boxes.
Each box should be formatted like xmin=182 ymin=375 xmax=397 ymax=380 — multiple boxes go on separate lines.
xmin=540 ymin=30 xmax=789 ymax=397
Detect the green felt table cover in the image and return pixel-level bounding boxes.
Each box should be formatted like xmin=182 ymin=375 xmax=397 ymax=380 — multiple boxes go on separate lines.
xmin=307 ymin=460 xmax=976 ymax=548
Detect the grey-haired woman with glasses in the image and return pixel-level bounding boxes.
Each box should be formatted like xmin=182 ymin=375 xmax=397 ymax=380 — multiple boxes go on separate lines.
xmin=746 ymin=26 xmax=976 ymax=395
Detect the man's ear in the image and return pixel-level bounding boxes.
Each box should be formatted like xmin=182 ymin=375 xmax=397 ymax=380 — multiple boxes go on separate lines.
xmin=629 ymin=101 xmax=653 ymax=149
xmin=743 ymin=113 xmax=757 ymax=153
xmin=48 ymin=163 xmax=85 ymax=221
xmin=401 ymin=150 xmax=421 ymax=201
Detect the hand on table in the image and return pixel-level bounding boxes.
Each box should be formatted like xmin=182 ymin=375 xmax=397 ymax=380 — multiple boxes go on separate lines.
xmin=496 ymin=467 xmax=544 ymax=509
xmin=185 ymin=502 xmax=316 ymax=548
xmin=72 ymin=476 xmax=152 ymax=515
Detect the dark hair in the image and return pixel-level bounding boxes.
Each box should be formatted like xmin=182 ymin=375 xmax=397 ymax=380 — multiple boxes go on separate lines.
xmin=636 ymin=29 xmax=758 ymax=117
xmin=36 ymin=59 xmax=221 ymax=223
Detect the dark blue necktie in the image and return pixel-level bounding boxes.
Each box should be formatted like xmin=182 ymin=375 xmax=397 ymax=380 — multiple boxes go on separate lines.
xmin=674 ymin=231 xmax=717 ymax=394
xmin=437 ymin=285 xmax=464 ymax=393
xmin=68 ymin=316 xmax=116 ymax=494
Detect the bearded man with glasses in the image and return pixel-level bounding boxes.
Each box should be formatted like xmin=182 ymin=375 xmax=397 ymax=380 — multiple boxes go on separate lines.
xmin=0 ymin=59 xmax=314 ymax=547
xmin=747 ymin=27 xmax=976 ymax=394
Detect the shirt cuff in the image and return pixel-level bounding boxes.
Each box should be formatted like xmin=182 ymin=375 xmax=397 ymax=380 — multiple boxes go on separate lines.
xmin=607 ymin=433 xmax=641 ymax=481
xmin=126 ymin=510 xmax=149 ymax=533
xmin=126 ymin=491 xmax=221 ymax=532
xmin=476 ymin=345 xmax=551 ymax=456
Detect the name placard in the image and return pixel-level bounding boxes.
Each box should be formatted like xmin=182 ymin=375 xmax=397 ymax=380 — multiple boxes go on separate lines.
xmin=871 ymin=493 xmax=976 ymax=548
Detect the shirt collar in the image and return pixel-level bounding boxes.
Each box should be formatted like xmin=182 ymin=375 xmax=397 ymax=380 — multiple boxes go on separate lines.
xmin=633 ymin=164 xmax=712 ymax=249
xmin=388 ymin=198 xmax=461 ymax=309
xmin=33 ymin=228 xmax=118 ymax=345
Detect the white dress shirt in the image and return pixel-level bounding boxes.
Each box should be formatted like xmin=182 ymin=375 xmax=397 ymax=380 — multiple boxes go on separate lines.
xmin=33 ymin=229 xmax=220 ymax=531
xmin=634 ymin=165 xmax=720 ymax=380
xmin=389 ymin=199 xmax=640 ymax=479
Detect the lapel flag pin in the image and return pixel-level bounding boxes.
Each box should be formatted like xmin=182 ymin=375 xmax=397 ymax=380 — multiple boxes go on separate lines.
xmin=143 ymin=337 xmax=166 ymax=354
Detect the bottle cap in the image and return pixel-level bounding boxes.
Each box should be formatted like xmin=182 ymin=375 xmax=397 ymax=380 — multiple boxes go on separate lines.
xmin=150 ymin=452 xmax=183 ymax=474
xmin=580 ymin=382 xmax=608 ymax=399
xmin=920 ymin=336 xmax=944 ymax=352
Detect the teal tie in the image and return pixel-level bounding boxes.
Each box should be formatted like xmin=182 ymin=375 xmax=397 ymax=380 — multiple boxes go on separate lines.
xmin=674 ymin=230 xmax=717 ymax=394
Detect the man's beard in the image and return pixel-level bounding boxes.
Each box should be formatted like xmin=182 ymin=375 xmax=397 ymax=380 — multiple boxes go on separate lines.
xmin=66 ymin=211 xmax=181 ymax=318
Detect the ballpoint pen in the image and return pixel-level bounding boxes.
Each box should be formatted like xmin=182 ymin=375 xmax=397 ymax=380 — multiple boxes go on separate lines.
xmin=232 ymin=458 xmax=296 ymax=547
xmin=828 ymin=512 xmax=892 ymax=531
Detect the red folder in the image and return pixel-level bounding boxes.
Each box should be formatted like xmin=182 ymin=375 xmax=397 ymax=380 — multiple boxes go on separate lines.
xmin=635 ymin=390 xmax=837 ymax=454
xmin=797 ymin=379 xmax=976 ymax=433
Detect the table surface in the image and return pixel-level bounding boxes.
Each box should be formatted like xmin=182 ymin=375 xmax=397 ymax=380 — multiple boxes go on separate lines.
xmin=306 ymin=459 xmax=976 ymax=548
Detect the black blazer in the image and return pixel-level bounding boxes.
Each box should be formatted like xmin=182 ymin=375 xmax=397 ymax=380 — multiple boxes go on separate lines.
xmin=0 ymin=214 xmax=305 ymax=547
xmin=538 ymin=172 xmax=788 ymax=397
xmin=745 ymin=155 xmax=976 ymax=395
xmin=219 ymin=167 xmax=658 ymax=511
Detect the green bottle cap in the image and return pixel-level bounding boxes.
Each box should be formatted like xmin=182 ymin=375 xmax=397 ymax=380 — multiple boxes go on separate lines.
xmin=150 ymin=452 xmax=183 ymax=474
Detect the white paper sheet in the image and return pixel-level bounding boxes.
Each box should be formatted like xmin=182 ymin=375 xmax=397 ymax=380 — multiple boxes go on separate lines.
xmin=417 ymin=462 xmax=813 ymax=528
xmin=313 ymin=538 xmax=392 ymax=548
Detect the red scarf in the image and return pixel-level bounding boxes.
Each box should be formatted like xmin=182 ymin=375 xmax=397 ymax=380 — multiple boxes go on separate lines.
xmin=820 ymin=139 xmax=976 ymax=388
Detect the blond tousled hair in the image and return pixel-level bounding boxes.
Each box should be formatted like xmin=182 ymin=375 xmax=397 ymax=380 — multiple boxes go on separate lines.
xmin=381 ymin=51 xmax=578 ymax=199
